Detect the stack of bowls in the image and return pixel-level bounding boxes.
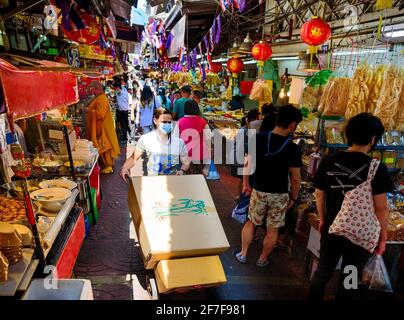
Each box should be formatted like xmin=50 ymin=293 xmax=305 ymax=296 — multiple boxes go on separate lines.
xmin=73 ymin=139 xmax=98 ymax=169
xmin=0 ymin=222 xmax=23 ymax=265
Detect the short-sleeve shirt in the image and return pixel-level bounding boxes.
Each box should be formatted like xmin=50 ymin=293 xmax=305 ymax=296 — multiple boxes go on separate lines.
xmin=313 ymin=151 xmax=395 ymax=233
xmin=116 ymin=87 xmax=129 ymax=111
xmin=173 ymin=97 xmax=191 ymax=119
xmin=251 ymin=132 xmax=302 ymax=193
xmin=136 ymin=131 xmax=188 ymax=176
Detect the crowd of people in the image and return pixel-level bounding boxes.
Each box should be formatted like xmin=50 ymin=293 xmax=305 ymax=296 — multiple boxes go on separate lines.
xmin=84 ymin=73 xmax=393 ymax=301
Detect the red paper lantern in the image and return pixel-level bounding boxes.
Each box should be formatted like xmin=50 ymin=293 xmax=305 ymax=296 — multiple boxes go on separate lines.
xmin=210 ymin=62 xmax=223 ymax=73
xmin=251 ymin=41 xmax=272 ymax=62
xmin=62 ymin=13 xmax=100 ymax=44
xmin=227 ymin=58 xmax=244 ymax=74
xmin=300 ymin=17 xmax=331 ymax=46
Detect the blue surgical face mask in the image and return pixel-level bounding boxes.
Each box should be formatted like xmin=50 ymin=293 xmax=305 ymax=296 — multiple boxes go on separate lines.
xmin=159 ymin=123 xmax=173 ymax=135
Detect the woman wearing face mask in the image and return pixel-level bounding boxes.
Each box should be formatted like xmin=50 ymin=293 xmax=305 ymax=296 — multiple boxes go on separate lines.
xmin=119 ymin=108 xmax=191 ymax=181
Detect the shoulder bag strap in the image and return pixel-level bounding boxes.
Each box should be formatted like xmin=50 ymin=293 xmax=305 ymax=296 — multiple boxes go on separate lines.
xmin=367 ymin=158 xmax=380 ymax=182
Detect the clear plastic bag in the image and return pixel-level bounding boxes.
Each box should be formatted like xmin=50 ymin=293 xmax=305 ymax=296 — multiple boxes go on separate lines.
xmin=361 ymin=254 xmax=393 ymax=293
xmin=231 ymin=193 xmax=250 ymax=224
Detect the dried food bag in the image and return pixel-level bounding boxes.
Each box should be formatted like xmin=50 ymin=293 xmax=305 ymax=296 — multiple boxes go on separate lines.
xmin=361 ymin=255 xmax=393 ymax=293
xmin=374 ymin=64 xmax=404 ymax=130
xmin=396 ymin=74 xmax=404 ymax=131
xmin=346 ymin=63 xmax=373 ymax=119
xmin=302 ymin=70 xmax=332 ymax=111
xmin=321 ymin=77 xmax=351 ymax=116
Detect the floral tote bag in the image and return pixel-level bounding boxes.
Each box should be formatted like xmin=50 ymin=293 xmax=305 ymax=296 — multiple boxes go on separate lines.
xmin=329 ymin=158 xmax=381 ymax=252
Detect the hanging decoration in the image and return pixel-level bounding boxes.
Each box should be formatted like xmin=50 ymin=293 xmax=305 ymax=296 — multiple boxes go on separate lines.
xmin=227 ymin=57 xmax=244 ymax=75
xmin=215 ymin=15 xmax=221 ymax=44
xmin=251 ymin=41 xmax=272 ymax=77
xmin=61 ymin=12 xmax=100 ymax=44
xmin=210 ymin=62 xmax=222 ymax=73
xmin=203 ymin=36 xmax=210 ymax=54
xmin=375 ymin=0 xmax=393 ymax=10
xmin=251 ymin=41 xmax=272 ymax=63
xmin=300 ymin=16 xmax=331 ymax=69
xmin=227 ymin=57 xmax=244 ymax=97
xmin=300 ymin=17 xmax=331 ymax=46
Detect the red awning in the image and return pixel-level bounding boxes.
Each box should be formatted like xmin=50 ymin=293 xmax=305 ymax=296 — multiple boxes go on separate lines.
xmin=0 ymin=58 xmax=78 ymax=120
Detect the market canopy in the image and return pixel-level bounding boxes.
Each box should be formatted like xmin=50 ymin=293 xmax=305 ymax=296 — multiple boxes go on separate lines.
xmin=0 ymin=58 xmax=78 ymax=120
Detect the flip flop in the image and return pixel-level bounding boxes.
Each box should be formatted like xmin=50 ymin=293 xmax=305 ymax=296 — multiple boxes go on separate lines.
xmin=233 ymin=249 xmax=247 ymax=264
xmin=256 ymin=259 xmax=270 ymax=267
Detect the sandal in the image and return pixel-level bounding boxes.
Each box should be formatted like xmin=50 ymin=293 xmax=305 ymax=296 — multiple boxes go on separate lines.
xmin=256 ymin=259 xmax=270 ymax=267
xmin=233 ymin=249 xmax=247 ymax=264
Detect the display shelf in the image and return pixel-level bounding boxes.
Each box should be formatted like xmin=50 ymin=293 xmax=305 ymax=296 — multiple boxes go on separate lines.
xmin=322 ymin=143 xmax=404 ymax=151
xmin=0 ymin=249 xmax=34 ymax=296
xmin=386 ymin=241 xmax=404 ymax=245
xmin=43 ymin=189 xmax=79 ymax=258
xmin=76 ymin=154 xmax=99 ymax=178
xmin=17 ymin=259 xmax=39 ymax=292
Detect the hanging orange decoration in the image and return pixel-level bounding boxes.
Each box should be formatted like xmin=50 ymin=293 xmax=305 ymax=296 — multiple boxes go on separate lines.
xmin=227 ymin=57 xmax=244 ymax=75
xmin=300 ymin=17 xmax=331 ymax=47
xmin=251 ymin=41 xmax=272 ymax=64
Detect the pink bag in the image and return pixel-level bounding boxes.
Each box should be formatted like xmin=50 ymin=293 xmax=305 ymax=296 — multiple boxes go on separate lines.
xmin=329 ymin=159 xmax=381 ymax=252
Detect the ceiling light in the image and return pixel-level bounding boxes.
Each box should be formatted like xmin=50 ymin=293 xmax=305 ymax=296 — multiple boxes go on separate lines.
xmin=212 ymin=58 xmax=227 ymax=63
xmin=332 ymin=48 xmax=388 ymax=56
xmin=271 ymin=56 xmax=299 ymax=61
xmin=238 ymin=33 xmax=253 ymax=54
xmin=243 ymin=60 xmax=257 ymax=65
xmin=385 ymin=30 xmax=404 ymax=38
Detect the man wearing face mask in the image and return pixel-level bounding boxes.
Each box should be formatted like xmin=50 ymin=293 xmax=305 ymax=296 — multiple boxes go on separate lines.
xmin=234 ymin=105 xmax=303 ymax=267
xmin=119 ymin=108 xmax=190 ymax=180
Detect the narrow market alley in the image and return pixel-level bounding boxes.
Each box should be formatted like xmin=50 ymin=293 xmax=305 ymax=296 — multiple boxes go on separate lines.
xmin=74 ymin=146 xmax=310 ymax=300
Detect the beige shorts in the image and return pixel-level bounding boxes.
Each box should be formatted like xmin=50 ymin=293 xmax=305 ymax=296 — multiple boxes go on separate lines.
xmin=248 ymin=189 xmax=289 ymax=228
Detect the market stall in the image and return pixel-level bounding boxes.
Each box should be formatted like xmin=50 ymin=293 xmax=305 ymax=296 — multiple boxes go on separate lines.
xmin=0 ymin=56 xmax=95 ymax=298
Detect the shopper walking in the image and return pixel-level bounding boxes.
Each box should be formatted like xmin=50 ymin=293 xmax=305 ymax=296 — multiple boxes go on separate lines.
xmin=119 ymin=108 xmax=190 ymax=180
xmin=308 ymin=113 xmax=394 ymax=300
xmin=157 ymin=87 xmax=171 ymax=111
xmin=172 ymin=85 xmax=192 ymax=120
xmin=113 ymin=82 xmax=130 ymax=145
xmin=191 ymin=90 xmax=206 ymax=115
xmin=174 ymin=100 xmax=212 ymax=175
xmin=231 ymin=109 xmax=260 ymax=181
xmin=138 ymin=85 xmax=160 ymax=135
xmin=234 ymin=105 xmax=303 ymax=267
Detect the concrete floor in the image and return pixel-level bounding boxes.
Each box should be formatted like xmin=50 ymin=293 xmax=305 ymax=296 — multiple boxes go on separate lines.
xmin=73 ymin=146 xmax=313 ymax=300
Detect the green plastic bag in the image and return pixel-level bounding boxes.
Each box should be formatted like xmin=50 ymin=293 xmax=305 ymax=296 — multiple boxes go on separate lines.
xmin=88 ymin=188 xmax=99 ymax=225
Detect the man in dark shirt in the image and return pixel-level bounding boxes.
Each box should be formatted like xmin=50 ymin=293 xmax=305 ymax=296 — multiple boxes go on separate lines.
xmin=234 ymin=105 xmax=303 ymax=267
xmin=309 ymin=113 xmax=395 ymax=300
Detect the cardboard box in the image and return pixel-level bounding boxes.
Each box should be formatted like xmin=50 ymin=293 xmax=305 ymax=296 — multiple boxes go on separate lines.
xmin=154 ymin=256 xmax=227 ymax=294
xmin=128 ymin=175 xmax=230 ymax=269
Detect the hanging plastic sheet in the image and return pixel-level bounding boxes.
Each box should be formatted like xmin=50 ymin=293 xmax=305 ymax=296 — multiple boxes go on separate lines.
xmin=0 ymin=59 xmax=78 ymax=120
xmin=167 ymin=15 xmax=187 ymax=58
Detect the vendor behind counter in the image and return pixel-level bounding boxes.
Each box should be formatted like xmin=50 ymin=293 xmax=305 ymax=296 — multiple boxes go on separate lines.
xmin=14 ymin=117 xmax=42 ymax=156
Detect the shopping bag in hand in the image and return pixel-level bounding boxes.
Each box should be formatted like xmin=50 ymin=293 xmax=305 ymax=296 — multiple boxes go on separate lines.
xmin=231 ymin=193 xmax=250 ymax=224
xmin=361 ymin=254 xmax=393 ymax=293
